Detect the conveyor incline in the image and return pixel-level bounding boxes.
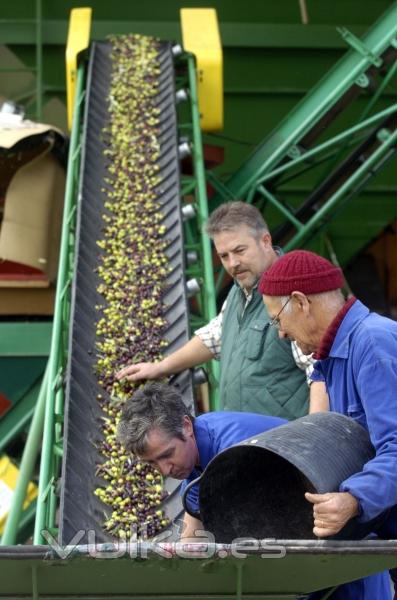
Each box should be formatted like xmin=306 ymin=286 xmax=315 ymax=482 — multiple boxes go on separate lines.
xmin=59 ymin=41 xmax=193 ymax=545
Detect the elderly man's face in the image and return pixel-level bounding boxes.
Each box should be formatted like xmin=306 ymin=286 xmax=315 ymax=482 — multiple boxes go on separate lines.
xmin=137 ymin=417 xmax=198 ymax=480
xmin=213 ymin=225 xmax=275 ymax=291
xmin=263 ymin=294 xmax=319 ymax=355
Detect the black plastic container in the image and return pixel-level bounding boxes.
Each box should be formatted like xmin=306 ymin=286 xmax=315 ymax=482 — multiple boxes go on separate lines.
xmin=198 ymin=412 xmax=375 ymax=543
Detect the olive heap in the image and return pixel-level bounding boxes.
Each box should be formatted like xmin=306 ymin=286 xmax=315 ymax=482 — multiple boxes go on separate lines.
xmin=94 ymin=34 xmax=172 ymax=540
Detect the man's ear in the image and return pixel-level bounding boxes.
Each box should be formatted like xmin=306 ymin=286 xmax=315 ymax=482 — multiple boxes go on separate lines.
xmin=260 ymin=232 xmax=272 ymax=248
xmin=291 ymin=291 xmax=310 ymax=312
xmin=182 ymin=415 xmax=194 ymax=437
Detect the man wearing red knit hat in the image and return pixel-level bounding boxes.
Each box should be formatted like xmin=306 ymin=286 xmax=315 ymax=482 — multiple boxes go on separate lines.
xmin=259 ymin=249 xmax=397 ymax=596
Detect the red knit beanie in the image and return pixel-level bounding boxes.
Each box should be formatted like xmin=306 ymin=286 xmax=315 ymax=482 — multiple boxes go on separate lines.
xmin=258 ymin=250 xmax=344 ymax=296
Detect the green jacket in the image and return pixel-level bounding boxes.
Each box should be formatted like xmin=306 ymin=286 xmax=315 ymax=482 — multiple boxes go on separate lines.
xmin=220 ymin=284 xmax=309 ymax=419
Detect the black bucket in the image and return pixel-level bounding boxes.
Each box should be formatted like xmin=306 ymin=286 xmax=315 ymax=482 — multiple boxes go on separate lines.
xmin=197 ymin=412 xmax=375 ymax=543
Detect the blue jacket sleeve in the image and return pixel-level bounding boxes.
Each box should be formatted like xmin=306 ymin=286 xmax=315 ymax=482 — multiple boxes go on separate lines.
xmin=340 ymin=355 xmax=397 ymax=522
xmin=310 ymin=361 xmax=325 ymax=383
xmin=180 ymin=479 xmax=200 ymax=516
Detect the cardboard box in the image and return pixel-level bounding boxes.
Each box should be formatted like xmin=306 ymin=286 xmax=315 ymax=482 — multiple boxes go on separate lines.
xmin=0 ymin=120 xmax=66 ymax=314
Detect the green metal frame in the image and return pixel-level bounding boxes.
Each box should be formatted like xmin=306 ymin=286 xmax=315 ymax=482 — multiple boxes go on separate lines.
xmin=209 ymin=3 xmax=397 ymax=270
xmin=0 ymin=376 xmax=42 ymax=456
xmin=1 ymin=540 xmax=397 ymax=599
xmin=1 ymin=367 xmax=48 ymax=546
xmin=177 ymin=53 xmax=220 ymax=410
xmin=0 ymin=322 xmax=52 ymax=452
xmin=0 ymin=323 xmax=52 ymax=544
xmin=33 ymin=63 xmax=86 ymax=543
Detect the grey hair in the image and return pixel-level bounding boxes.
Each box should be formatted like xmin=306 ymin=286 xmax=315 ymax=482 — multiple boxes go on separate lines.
xmin=205 ymin=201 xmax=269 ymax=240
xmin=279 ymin=289 xmax=345 ymax=313
xmin=116 ymin=382 xmax=192 ymax=455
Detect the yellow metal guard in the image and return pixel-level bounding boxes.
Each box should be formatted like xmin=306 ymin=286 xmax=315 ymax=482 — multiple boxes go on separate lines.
xmin=66 ymin=7 xmax=92 ymax=130
xmin=180 ymin=8 xmax=223 ymax=132
xmin=0 ymin=456 xmax=37 ymax=534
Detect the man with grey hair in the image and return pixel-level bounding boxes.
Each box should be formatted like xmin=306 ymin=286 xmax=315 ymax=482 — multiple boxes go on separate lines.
xmin=117 ymin=381 xmax=287 ymax=536
xmin=117 ymin=201 xmax=325 ymax=418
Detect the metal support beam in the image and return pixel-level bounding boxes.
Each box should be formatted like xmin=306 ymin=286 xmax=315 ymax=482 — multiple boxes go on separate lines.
xmin=284 ymin=126 xmax=397 ymax=250
xmin=1 ymin=367 xmax=47 ymax=545
xmin=184 ymin=53 xmax=220 ymax=409
xmin=211 ymin=3 xmax=397 ymax=203
xmin=34 ymin=64 xmax=85 ymax=543
xmin=1 ymin=21 xmax=368 ymax=48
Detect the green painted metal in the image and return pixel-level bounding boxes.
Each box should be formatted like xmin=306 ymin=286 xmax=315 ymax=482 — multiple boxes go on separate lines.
xmin=0 ymin=502 xmax=37 ymax=547
xmin=255 ymin=103 xmax=397 ymax=187
xmin=0 ymin=359 xmax=45 ymax=407
xmin=184 ymin=53 xmax=220 ymax=410
xmin=0 ymin=322 xmax=52 ymax=356
xmin=0 ymin=323 xmax=51 ymax=451
xmin=338 ymin=27 xmax=384 ymax=67
xmin=34 ymin=64 xmax=85 ymax=544
xmin=257 ymin=185 xmax=303 ymax=230
xmin=0 ymin=376 xmax=42 ymax=455
xmin=3 ymin=2 xmax=397 ymax=225
xmin=203 ymin=4 xmax=397 ymax=275
xmin=1 ymin=367 xmax=47 ymax=545
xmin=283 ymin=126 xmax=397 ymax=251
xmin=35 ymin=0 xmax=42 ymax=120
xmin=0 ymin=541 xmax=397 ymax=598
xmin=12 ymin=501 xmax=37 ymax=545
xmin=1 ymin=0 xmax=393 ymax=23
xmin=212 ymin=2 xmax=397 ymax=203
xmin=0 ymin=21 xmax=371 ymax=47
xmin=360 ymin=56 xmax=397 ymax=119
xmin=0 ymin=0 xmax=43 ymax=120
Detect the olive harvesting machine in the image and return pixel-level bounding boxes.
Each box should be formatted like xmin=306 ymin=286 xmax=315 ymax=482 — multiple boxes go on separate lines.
xmin=2 ymin=4 xmax=397 ymax=599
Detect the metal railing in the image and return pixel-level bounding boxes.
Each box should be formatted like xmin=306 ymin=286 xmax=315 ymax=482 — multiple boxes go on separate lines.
xmin=33 ymin=63 xmax=86 ymax=543
xmin=177 ymin=52 xmax=220 ymax=410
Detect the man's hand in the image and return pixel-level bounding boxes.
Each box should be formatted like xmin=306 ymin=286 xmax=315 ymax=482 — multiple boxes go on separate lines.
xmin=305 ymin=491 xmax=359 ymax=538
xmin=116 ymin=361 xmax=164 ymax=382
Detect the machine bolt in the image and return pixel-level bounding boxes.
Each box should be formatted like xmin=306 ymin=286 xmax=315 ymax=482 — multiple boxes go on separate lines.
xmin=186 ymin=250 xmax=198 ymax=265
xmin=377 ymin=128 xmax=391 ymax=142
xmin=181 ymin=204 xmax=196 ymax=220
xmin=172 ymin=44 xmax=183 ymax=57
xmin=176 ymin=89 xmax=189 ymax=104
xmin=186 ymin=277 xmax=201 ymax=297
xmin=178 ymin=141 xmax=191 ymax=160
xmin=355 ymin=74 xmax=370 ymax=88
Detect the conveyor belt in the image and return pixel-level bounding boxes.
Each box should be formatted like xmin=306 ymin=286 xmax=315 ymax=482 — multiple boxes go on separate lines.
xmin=59 ymin=41 xmax=193 ymax=545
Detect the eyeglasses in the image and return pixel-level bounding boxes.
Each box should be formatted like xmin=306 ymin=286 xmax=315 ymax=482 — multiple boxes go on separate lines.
xmin=268 ymin=296 xmax=292 ymax=330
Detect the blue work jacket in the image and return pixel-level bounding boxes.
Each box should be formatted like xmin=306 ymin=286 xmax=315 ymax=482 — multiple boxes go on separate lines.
xmin=312 ymin=299 xmax=397 ymax=529
xmin=306 ymin=572 xmax=391 ymax=600
xmin=180 ymin=412 xmax=286 ymax=514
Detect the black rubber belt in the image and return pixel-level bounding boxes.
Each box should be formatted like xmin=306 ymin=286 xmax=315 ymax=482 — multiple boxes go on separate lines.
xmin=59 ymin=41 xmax=193 ymax=545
